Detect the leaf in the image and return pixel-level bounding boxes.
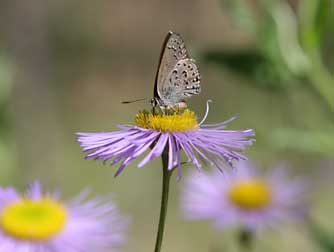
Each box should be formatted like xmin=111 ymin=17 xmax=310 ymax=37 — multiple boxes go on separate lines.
xmin=202 ymin=49 xmax=264 ymax=74
xmin=201 ymin=49 xmax=294 ymax=90
xmin=270 ymin=1 xmax=311 ymax=76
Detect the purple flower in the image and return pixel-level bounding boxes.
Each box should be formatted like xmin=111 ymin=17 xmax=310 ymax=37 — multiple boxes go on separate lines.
xmin=0 ymin=182 xmax=129 ymax=252
xmin=181 ymin=161 xmax=307 ymax=230
xmin=77 ymin=102 xmax=255 ymax=177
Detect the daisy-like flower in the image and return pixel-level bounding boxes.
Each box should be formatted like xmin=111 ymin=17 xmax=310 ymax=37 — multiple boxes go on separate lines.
xmin=0 ymin=182 xmax=128 ymax=252
xmin=77 ymin=101 xmax=255 ymax=177
xmin=181 ymin=161 xmax=306 ymax=230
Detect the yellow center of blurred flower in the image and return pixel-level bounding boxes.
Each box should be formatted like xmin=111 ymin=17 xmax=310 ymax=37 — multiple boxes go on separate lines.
xmin=228 ymin=179 xmax=271 ymax=210
xmin=0 ymin=198 xmax=67 ymax=240
xmin=135 ymin=109 xmax=198 ymax=132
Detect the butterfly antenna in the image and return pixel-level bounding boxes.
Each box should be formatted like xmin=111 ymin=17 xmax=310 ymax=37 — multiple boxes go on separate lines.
xmin=121 ymin=98 xmax=147 ymax=104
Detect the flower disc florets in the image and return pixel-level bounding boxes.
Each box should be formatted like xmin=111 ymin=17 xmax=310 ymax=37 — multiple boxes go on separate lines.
xmin=135 ymin=109 xmax=198 ymax=132
xmin=228 ymin=179 xmax=272 ymax=210
xmin=1 ymin=197 xmax=67 ymax=240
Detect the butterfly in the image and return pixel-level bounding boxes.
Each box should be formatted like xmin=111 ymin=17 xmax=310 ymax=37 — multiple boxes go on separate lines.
xmin=151 ymin=31 xmax=201 ymax=110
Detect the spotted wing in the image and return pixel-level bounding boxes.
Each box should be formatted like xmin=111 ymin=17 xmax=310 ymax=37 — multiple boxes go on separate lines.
xmin=154 ymin=32 xmax=189 ymax=102
xmin=158 ymin=58 xmax=201 ymax=106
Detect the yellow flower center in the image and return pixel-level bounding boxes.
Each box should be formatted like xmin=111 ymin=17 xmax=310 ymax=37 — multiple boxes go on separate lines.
xmin=0 ymin=198 xmax=67 ymax=241
xmin=135 ymin=109 xmax=198 ymax=132
xmin=228 ymin=179 xmax=272 ymax=210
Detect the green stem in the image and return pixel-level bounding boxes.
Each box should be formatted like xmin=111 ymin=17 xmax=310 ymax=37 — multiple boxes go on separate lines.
xmin=154 ymin=152 xmax=172 ymax=252
xmin=299 ymin=6 xmax=334 ymax=113
xmin=238 ymin=228 xmax=254 ymax=251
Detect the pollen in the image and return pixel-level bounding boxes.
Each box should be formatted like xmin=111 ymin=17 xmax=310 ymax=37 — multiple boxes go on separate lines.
xmin=228 ymin=179 xmax=272 ymax=210
xmin=135 ymin=109 xmax=199 ymax=132
xmin=0 ymin=198 xmax=67 ymax=240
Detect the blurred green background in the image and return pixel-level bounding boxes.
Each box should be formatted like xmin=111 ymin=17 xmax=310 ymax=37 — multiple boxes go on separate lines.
xmin=0 ymin=0 xmax=333 ymax=251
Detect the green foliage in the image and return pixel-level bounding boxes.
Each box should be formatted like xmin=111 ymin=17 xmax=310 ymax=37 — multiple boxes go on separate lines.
xmin=205 ymin=0 xmax=334 ymax=110
xmin=202 ymin=0 xmax=334 ymax=159
xmin=201 ymin=49 xmax=293 ymax=90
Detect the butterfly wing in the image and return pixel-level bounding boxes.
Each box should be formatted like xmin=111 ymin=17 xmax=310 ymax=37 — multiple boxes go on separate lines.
xmin=158 ymin=58 xmax=201 ymax=106
xmin=153 ymin=32 xmax=189 ymax=105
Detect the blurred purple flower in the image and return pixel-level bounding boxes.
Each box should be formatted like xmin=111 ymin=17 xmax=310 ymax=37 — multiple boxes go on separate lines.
xmin=181 ymin=161 xmax=307 ymax=230
xmin=0 ymin=182 xmax=129 ymax=252
xmin=77 ymin=102 xmax=255 ymax=177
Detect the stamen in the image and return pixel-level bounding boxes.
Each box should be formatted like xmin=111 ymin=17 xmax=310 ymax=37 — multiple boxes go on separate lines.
xmin=201 ymin=116 xmax=238 ymax=128
xmin=199 ymin=100 xmax=212 ymax=126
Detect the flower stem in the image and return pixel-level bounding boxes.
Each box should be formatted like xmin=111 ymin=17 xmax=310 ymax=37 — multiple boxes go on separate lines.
xmin=238 ymin=228 xmax=254 ymax=251
xmin=154 ymin=152 xmax=172 ymax=252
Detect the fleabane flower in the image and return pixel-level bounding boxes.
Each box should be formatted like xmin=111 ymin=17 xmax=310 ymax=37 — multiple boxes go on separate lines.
xmin=77 ymin=101 xmax=255 ymax=177
xmin=0 ymin=182 xmax=128 ymax=252
xmin=181 ymin=161 xmax=307 ymax=230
